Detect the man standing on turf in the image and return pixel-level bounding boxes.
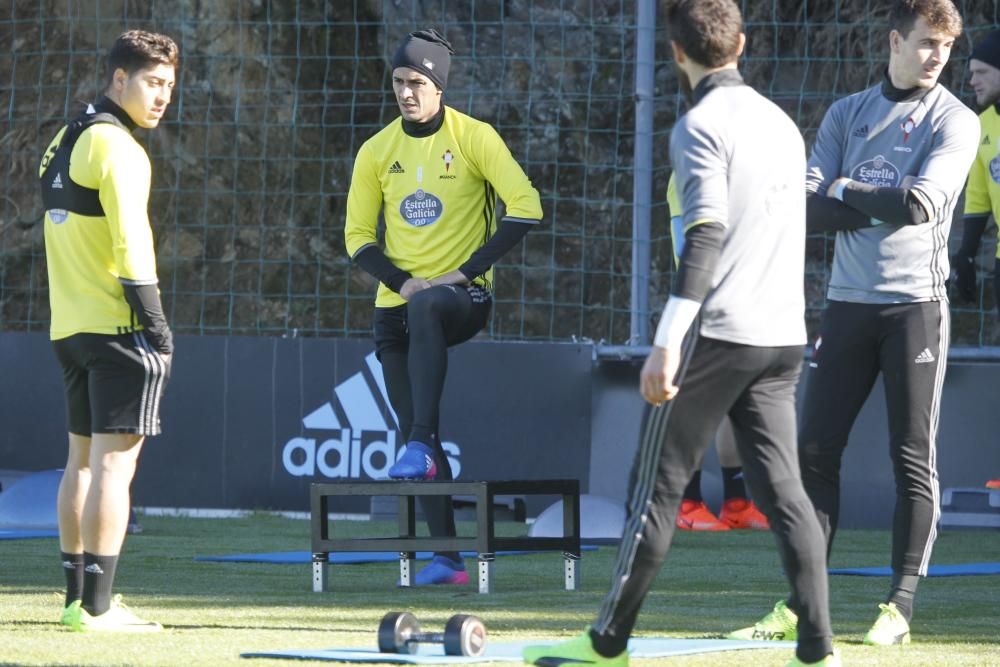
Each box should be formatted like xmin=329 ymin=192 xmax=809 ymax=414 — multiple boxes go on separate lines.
xmin=344 ymin=29 xmax=542 ymax=586
xmin=730 ymin=0 xmax=978 ymax=648
xmin=524 ymin=1 xmax=836 ymax=665
xmin=41 ymin=30 xmax=178 ymax=631
xmin=954 ymin=28 xmax=1000 ymax=491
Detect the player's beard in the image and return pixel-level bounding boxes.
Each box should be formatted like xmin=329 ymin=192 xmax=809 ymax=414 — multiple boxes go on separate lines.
xmin=675 ymin=63 xmax=694 ymax=105
xmin=980 ymin=91 xmax=1000 ymax=112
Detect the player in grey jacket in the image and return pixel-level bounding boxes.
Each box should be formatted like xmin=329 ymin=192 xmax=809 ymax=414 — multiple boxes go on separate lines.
xmin=525 ymin=2 xmax=835 ymax=665
xmin=731 ymin=0 xmax=978 ymax=649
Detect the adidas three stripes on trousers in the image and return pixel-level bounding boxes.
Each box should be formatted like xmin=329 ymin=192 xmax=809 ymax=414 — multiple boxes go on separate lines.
xmin=799 ymin=299 xmax=948 ymax=578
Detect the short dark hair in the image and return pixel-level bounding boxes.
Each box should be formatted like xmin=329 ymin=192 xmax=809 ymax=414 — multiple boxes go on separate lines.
xmin=664 ymin=0 xmax=743 ymax=69
xmin=888 ymin=0 xmax=962 ymax=39
xmin=106 ymin=30 xmax=179 ymax=84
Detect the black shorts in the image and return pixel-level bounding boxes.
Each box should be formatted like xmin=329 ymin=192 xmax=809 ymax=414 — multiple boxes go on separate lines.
xmin=52 ymin=332 xmax=171 ymax=437
xmin=372 ymin=284 xmax=492 ymax=357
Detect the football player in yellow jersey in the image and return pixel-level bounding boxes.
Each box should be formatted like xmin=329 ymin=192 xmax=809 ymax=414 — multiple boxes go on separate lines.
xmin=956 ymin=28 xmax=1000 ymax=491
xmin=666 ymin=174 xmax=769 ymax=532
xmin=345 ymin=29 xmax=542 ymax=585
xmin=956 ymin=28 xmax=1000 ymax=314
xmin=40 ymin=30 xmax=177 ymax=632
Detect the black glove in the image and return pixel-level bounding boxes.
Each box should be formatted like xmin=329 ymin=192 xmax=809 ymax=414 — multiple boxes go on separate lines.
xmin=951 ymin=253 xmax=977 ymax=303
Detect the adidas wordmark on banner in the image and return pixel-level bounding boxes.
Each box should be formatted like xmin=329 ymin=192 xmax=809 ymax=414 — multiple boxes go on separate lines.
xmin=281 ymin=352 xmax=462 ymax=479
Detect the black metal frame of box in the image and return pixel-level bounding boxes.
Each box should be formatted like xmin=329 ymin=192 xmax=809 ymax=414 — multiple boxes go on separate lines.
xmin=310 ymin=479 xmax=581 ymax=594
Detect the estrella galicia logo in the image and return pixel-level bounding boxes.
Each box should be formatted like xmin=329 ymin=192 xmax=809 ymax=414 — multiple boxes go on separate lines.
xmin=48 ymin=208 xmax=69 ymax=224
xmin=400 ymin=189 xmax=444 ymax=227
xmin=850 ymin=155 xmax=900 ymax=188
xmin=990 ymin=155 xmax=1000 ymax=184
xmin=281 ymin=352 xmax=462 ymax=479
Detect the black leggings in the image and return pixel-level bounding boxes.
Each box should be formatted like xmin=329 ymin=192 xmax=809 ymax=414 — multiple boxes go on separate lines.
xmin=374 ymin=284 xmax=491 ymax=559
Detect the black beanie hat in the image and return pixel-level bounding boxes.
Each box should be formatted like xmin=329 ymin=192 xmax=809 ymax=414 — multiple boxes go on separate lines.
xmin=971 ymin=29 xmax=1000 ymax=72
xmin=391 ymin=28 xmax=455 ymax=91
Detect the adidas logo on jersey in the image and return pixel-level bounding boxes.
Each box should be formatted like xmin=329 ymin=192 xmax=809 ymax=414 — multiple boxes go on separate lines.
xmin=388 ymin=161 xmax=405 ymax=174
xmin=52 ymin=172 xmax=64 ymax=189
xmin=914 ymin=348 xmax=935 ymax=364
xmin=983 ymin=134 xmax=991 ymax=146
xmin=853 ymin=124 xmax=869 ymax=138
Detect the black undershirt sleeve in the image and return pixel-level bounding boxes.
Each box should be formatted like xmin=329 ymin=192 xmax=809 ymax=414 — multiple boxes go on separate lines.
xmin=352 ymin=244 xmax=412 ymax=293
xmin=958 ymin=213 xmax=990 ymax=258
xmin=806 ymin=193 xmax=876 ymax=232
xmin=121 ymin=282 xmax=173 ymax=355
xmin=841 ymin=180 xmax=928 ymax=225
xmin=671 ymin=221 xmax=725 ymax=302
xmin=458 ymin=219 xmax=534 ymax=280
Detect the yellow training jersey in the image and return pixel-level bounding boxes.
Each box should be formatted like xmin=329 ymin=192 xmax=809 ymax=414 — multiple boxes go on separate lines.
xmin=40 ymin=111 xmax=159 ymax=340
xmin=964 ymin=105 xmax=1000 ymax=259
xmin=345 ymin=106 xmax=543 ymax=308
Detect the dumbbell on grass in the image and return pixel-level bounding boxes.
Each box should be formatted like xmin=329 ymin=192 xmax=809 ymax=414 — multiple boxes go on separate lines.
xmin=377 ymin=611 xmax=487 ymax=656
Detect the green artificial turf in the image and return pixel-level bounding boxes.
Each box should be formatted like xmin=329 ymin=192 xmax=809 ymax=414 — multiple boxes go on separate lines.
xmin=1 ymin=514 xmax=997 ymax=666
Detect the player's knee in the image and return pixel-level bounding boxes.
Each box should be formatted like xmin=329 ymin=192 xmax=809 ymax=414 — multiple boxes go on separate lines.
xmin=407 ymin=286 xmax=452 ymax=322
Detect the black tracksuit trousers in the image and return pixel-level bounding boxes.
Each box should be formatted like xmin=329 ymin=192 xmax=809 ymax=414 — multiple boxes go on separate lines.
xmin=591 ymin=335 xmax=833 ymax=663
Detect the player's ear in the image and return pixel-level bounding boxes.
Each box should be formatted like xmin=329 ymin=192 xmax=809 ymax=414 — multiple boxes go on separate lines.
xmin=670 ymin=40 xmax=686 ymax=65
xmin=735 ymin=32 xmax=746 ymax=58
xmin=888 ymin=29 xmax=902 ymax=54
xmin=112 ymin=67 xmax=128 ymax=92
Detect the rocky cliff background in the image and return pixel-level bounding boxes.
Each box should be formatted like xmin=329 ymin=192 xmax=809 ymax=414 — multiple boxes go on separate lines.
xmin=1 ymin=0 xmax=997 ymax=345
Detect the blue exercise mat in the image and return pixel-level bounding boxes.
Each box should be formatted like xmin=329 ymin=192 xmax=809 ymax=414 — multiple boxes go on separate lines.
xmin=0 ymin=529 xmax=59 ymax=540
xmin=241 ymin=637 xmax=796 ymax=663
xmin=197 ymin=547 xmax=596 ymax=564
xmin=830 ymin=562 xmax=1000 ymax=577
xmin=0 ymin=469 xmax=62 ymax=530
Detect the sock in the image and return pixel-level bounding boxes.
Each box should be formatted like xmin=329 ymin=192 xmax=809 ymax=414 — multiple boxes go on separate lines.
xmin=722 ymin=466 xmax=747 ymax=500
xmin=682 ymin=470 xmax=702 ymax=502
xmin=408 ymin=427 xmax=435 ymax=447
xmin=888 ymin=573 xmax=919 ymax=623
xmin=589 ymin=627 xmax=627 ymax=658
xmin=433 ymin=552 xmax=463 ymax=568
xmin=60 ymin=552 xmax=85 ymax=607
xmin=82 ymin=553 xmax=119 ymax=616
xmin=796 ymin=640 xmax=834 ymax=665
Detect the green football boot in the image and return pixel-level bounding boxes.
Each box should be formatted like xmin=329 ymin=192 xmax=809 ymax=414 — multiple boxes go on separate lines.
xmin=863 ymin=602 xmax=911 ymax=646
xmin=523 ymin=628 xmax=628 ymax=666
xmin=727 ymin=599 xmax=798 ymax=641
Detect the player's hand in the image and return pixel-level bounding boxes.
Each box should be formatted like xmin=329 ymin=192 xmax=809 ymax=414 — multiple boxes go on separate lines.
xmin=400 ymin=277 xmax=432 ymax=301
xmin=951 ymin=253 xmax=977 ymax=303
xmin=639 ymin=345 xmax=681 ymax=406
xmin=429 ymin=270 xmax=470 ymax=287
xmin=826 ymin=177 xmax=850 ymax=199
